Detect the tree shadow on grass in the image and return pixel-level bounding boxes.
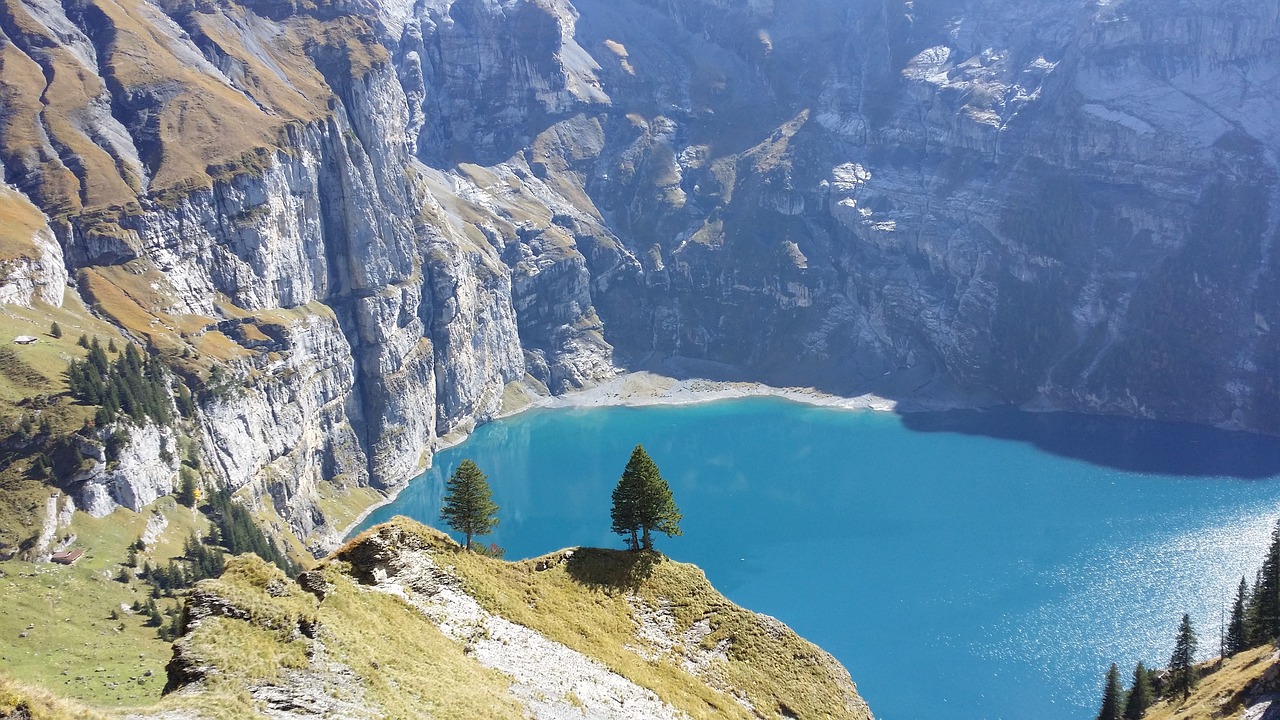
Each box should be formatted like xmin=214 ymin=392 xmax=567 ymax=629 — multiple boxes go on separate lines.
xmin=564 ymin=547 xmax=662 ymax=592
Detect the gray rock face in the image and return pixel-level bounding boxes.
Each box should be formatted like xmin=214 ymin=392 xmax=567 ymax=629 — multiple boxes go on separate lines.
xmin=386 ymin=0 xmax=1280 ymax=431
xmin=70 ymin=424 xmax=179 ymax=517
xmin=1 ymin=0 xmax=1277 ymax=550
xmin=0 ymin=186 xmax=66 ymax=307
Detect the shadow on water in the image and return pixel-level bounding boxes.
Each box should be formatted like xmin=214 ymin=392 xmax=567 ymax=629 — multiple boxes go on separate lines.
xmin=897 ymin=407 xmax=1280 ymax=479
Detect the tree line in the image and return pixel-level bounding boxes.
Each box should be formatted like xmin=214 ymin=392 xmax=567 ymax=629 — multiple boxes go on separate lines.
xmin=66 ymin=338 xmax=185 ymax=427
xmin=1094 ymin=519 xmax=1280 ymax=719
xmin=439 ymin=444 xmax=682 ymax=554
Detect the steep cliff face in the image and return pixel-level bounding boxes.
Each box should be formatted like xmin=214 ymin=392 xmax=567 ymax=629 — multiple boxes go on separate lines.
xmin=398 ymin=0 xmax=1280 ymax=429
xmin=0 ymin=0 xmax=1276 ymax=552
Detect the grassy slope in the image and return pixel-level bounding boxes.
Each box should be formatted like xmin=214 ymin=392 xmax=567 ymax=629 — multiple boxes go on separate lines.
xmin=0 ymin=499 xmax=209 ymax=707
xmin=0 ymin=187 xmax=50 ymax=262
xmin=171 ymin=553 xmax=526 ymax=720
xmin=24 ymin=518 xmax=863 ymax=719
xmin=0 ymin=289 xmax=131 ymax=552
xmin=333 ymin=518 xmax=867 ymax=720
xmin=1145 ymin=645 xmax=1277 ymax=720
xmin=0 ymin=674 xmax=107 ymax=720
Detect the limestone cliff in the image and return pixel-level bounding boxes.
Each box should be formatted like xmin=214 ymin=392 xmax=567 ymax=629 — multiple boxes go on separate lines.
xmin=0 ymin=0 xmax=1276 ymax=553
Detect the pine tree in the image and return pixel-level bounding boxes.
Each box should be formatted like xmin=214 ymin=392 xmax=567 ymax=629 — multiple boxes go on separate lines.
xmin=1169 ymin=613 xmax=1199 ymax=700
xmin=176 ymin=471 xmax=198 ymax=508
xmin=77 ymin=334 xmax=89 ymax=349
xmin=146 ymin=600 xmax=163 ymax=627
xmin=49 ymin=322 xmax=62 ymax=338
xmin=1255 ymin=522 xmax=1280 ymax=642
xmin=1095 ymin=663 xmax=1124 ymax=720
xmin=610 ymin=452 xmax=643 ymax=551
xmin=205 ymin=489 xmax=293 ymax=575
xmin=439 ymin=459 xmax=499 ymax=551
xmin=1227 ymin=576 xmax=1249 ymax=656
xmin=1123 ymin=661 xmax=1154 ymax=720
xmin=610 ymin=445 xmax=682 ymax=551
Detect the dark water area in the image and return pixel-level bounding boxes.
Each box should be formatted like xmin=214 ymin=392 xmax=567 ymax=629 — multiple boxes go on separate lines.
xmin=360 ymin=399 xmax=1280 ymax=719
xmin=901 ymin=407 xmax=1280 ymax=479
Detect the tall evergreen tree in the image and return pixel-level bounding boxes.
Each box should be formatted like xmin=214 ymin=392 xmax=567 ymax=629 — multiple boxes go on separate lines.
xmin=1095 ymin=663 xmax=1124 ymax=720
xmin=610 ymin=449 xmax=644 ymax=550
xmin=439 ymin=459 xmax=499 ymax=551
xmin=1226 ymin=576 xmax=1250 ymax=656
xmin=206 ymin=489 xmax=293 ymax=575
xmin=610 ymin=445 xmax=682 ymax=551
xmin=1168 ymin=613 xmax=1199 ymax=700
xmin=1123 ymin=662 xmax=1154 ymax=720
xmin=176 ymin=471 xmax=198 ymax=508
xmin=1255 ymin=522 xmax=1280 ymax=642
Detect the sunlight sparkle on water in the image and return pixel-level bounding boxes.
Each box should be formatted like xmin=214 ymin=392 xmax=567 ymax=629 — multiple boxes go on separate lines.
xmin=987 ymin=504 xmax=1276 ymax=709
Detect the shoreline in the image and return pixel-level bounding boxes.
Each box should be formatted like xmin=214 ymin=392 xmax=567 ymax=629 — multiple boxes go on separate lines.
xmin=496 ymin=372 xmax=906 ymax=418
xmin=332 ymin=371 xmax=963 ymax=548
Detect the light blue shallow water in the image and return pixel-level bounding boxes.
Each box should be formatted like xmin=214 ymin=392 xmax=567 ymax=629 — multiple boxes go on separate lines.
xmin=358 ymin=398 xmax=1280 ymax=720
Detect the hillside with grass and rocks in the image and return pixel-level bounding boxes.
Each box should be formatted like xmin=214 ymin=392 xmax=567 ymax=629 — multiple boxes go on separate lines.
xmin=0 ymin=517 xmax=871 ymax=720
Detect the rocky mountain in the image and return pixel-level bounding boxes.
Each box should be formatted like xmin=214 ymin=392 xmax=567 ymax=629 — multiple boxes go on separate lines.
xmin=1 ymin=0 xmax=1277 ymax=552
xmin=0 ymin=518 xmax=871 ymax=720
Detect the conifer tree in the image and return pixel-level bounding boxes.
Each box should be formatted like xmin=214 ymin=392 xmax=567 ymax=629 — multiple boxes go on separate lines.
xmin=610 ymin=454 xmax=643 ymax=551
xmin=1227 ymin=576 xmax=1250 ymax=656
xmin=206 ymin=489 xmax=293 ymax=575
xmin=1123 ymin=662 xmax=1154 ymax=720
xmin=50 ymin=322 xmax=61 ymax=338
xmin=610 ymin=445 xmax=682 ymax=551
xmin=1254 ymin=522 xmax=1280 ymax=642
xmin=439 ymin=459 xmax=499 ymax=551
xmin=146 ymin=600 xmax=163 ymax=627
xmin=1168 ymin=613 xmax=1198 ymax=700
xmin=1095 ymin=663 xmax=1123 ymax=720
xmin=176 ymin=471 xmax=198 ymax=508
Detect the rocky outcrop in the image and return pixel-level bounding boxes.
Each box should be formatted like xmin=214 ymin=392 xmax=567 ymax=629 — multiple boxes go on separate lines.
xmin=0 ymin=0 xmax=1277 ymax=552
xmin=69 ymin=424 xmax=179 ymax=517
xmin=0 ymin=186 xmax=65 ymax=307
xmin=159 ymin=519 xmax=871 ymax=719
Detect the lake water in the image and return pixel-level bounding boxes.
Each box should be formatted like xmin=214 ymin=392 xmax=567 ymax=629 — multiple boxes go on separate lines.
xmin=357 ymin=398 xmax=1280 ymax=720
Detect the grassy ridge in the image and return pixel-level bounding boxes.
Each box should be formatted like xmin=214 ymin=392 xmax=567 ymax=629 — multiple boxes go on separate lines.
xmin=333 ymin=518 xmax=868 ymax=720
xmin=0 ymin=673 xmax=106 ymax=720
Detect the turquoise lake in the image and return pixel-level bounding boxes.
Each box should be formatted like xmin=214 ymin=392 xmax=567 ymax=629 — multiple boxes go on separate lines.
xmin=357 ymin=398 xmax=1280 ymax=720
